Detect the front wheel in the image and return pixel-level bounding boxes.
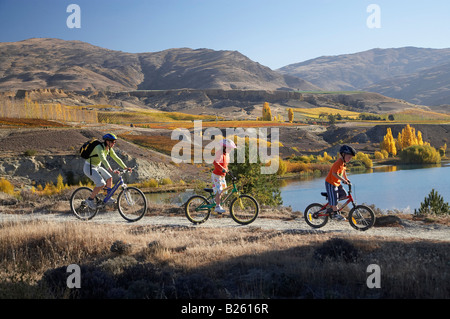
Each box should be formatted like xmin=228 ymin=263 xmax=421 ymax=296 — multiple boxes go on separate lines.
xmin=230 ymin=194 xmax=259 ymax=225
xmin=304 ymin=203 xmax=328 ymax=228
xmin=117 ymin=187 xmax=147 ymax=222
xmin=70 ymin=187 xmax=98 ymax=220
xmin=185 ymin=195 xmax=211 ymax=224
xmin=348 ymin=205 xmax=375 ymax=231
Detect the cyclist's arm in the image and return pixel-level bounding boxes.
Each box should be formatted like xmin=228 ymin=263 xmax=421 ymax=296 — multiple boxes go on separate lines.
xmin=109 ymin=148 xmax=127 ymax=169
xmin=332 ymin=172 xmax=347 ymax=184
xmin=96 ymin=146 xmax=112 ymax=171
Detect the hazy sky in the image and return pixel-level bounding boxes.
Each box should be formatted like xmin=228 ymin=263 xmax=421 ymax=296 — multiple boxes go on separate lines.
xmin=0 ymin=0 xmax=449 ymax=69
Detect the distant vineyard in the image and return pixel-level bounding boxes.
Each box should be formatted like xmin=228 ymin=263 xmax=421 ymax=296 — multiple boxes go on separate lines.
xmin=0 ymin=99 xmax=98 ymax=123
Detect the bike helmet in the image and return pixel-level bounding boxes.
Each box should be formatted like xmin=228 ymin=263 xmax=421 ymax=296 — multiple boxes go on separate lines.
xmin=222 ymin=138 xmax=237 ymax=149
xmin=102 ymin=133 xmax=117 ymax=141
xmin=340 ymin=145 xmax=356 ymax=156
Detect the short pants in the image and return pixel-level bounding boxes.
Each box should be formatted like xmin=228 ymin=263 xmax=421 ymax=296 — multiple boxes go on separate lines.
xmin=325 ymin=182 xmax=347 ymax=206
xmin=83 ymin=161 xmax=112 ymax=187
xmin=211 ymin=172 xmax=227 ymax=195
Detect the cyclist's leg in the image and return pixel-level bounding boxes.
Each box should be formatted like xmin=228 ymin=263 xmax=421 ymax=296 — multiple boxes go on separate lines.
xmin=83 ymin=162 xmax=106 ymax=199
xmin=337 ymin=185 xmax=347 ymax=200
xmin=97 ymin=167 xmax=113 ymax=189
xmin=325 ymin=181 xmax=338 ymax=211
xmin=211 ymin=173 xmax=226 ymax=213
xmin=325 ymin=182 xmax=346 ymax=220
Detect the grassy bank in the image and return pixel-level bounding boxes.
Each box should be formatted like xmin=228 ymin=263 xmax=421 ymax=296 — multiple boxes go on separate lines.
xmin=1 ymin=216 xmax=448 ymax=299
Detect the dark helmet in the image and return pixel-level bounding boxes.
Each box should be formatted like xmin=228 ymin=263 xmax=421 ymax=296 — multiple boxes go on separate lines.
xmin=340 ymin=145 xmax=356 ymax=156
xmin=102 ymin=133 xmax=117 ymax=141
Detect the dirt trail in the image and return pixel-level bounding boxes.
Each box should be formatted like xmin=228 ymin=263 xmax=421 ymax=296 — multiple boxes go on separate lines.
xmin=1 ymin=210 xmax=449 ymax=242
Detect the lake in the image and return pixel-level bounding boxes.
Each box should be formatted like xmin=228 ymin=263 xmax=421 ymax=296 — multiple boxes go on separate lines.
xmin=280 ymin=163 xmax=450 ymax=213
xmin=146 ymin=163 xmax=450 ymax=213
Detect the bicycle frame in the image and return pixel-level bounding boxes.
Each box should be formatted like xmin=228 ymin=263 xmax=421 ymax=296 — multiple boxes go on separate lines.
xmin=202 ymin=178 xmax=240 ymax=209
xmin=316 ymin=184 xmax=355 ymax=217
xmin=99 ymin=171 xmax=128 ymax=206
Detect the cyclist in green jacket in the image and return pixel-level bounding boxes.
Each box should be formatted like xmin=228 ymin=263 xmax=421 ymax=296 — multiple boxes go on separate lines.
xmin=83 ymin=133 xmax=132 ymax=209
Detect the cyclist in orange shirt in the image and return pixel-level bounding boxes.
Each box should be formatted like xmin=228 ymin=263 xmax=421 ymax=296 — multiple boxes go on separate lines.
xmin=325 ymin=145 xmax=356 ymax=220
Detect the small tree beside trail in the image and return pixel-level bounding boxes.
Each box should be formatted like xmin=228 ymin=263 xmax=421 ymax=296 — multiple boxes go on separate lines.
xmin=415 ymin=189 xmax=449 ymax=216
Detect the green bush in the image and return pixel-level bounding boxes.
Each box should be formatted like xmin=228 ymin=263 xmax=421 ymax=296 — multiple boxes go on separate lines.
xmin=399 ymin=145 xmax=441 ymax=164
xmin=24 ymin=149 xmax=37 ymax=156
xmin=415 ymin=189 xmax=449 ymax=216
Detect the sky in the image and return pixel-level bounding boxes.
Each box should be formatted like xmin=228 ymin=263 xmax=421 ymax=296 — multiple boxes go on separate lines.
xmin=0 ymin=0 xmax=449 ymax=69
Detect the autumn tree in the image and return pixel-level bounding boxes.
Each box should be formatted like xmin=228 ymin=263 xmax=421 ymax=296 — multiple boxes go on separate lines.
xmin=262 ymin=102 xmax=272 ymax=121
xmin=288 ymin=108 xmax=294 ymax=123
xmin=381 ymin=128 xmax=397 ymax=156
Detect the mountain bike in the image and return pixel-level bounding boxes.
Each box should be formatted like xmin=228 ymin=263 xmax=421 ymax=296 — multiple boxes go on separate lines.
xmin=304 ymin=183 xmax=375 ymax=231
xmin=184 ymin=171 xmax=259 ymax=225
xmin=70 ymin=167 xmax=147 ymax=222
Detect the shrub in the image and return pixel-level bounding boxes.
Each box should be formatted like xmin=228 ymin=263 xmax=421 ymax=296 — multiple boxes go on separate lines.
xmin=415 ymin=189 xmax=449 ymax=215
xmin=374 ymin=151 xmax=385 ymax=160
xmin=24 ymin=149 xmax=37 ymax=156
xmin=399 ymin=145 xmax=441 ymax=164
xmin=313 ymin=238 xmax=359 ymax=263
xmin=276 ymin=156 xmax=287 ymax=175
xmin=354 ymin=152 xmax=373 ymax=168
xmin=0 ymin=178 xmax=15 ymax=195
xmin=160 ymin=178 xmax=173 ymax=186
xmin=141 ymin=178 xmax=158 ymax=188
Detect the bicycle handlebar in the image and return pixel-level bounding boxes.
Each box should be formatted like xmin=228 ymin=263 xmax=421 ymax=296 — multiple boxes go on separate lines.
xmin=223 ymin=169 xmax=238 ymax=181
xmin=115 ymin=166 xmax=137 ymax=176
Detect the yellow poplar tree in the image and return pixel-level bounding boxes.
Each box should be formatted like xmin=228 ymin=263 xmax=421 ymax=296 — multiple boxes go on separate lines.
xmin=381 ymin=128 xmax=397 ymax=156
xmin=417 ymin=131 xmax=424 ymax=145
xmin=401 ymin=124 xmax=415 ymax=148
xmin=288 ymin=108 xmax=294 ymax=123
xmin=262 ymin=102 xmax=272 ymax=121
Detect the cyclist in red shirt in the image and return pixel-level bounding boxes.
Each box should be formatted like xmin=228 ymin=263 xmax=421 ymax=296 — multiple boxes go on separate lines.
xmin=211 ymin=139 xmax=237 ymax=214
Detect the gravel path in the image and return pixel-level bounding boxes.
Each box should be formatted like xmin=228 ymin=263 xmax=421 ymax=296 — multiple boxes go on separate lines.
xmin=1 ymin=211 xmax=449 ymax=242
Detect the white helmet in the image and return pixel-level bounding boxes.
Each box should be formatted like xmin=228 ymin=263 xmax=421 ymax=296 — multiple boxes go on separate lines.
xmin=222 ymin=138 xmax=237 ymax=149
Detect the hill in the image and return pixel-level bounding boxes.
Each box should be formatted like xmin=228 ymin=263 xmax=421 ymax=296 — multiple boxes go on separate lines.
xmin=278 ymin=47 xmax=450 ymax=105
xmin=364 ymin=61 xmax=450 ymax=106
xmin=0 ymin=38 xmax=319 ymax=92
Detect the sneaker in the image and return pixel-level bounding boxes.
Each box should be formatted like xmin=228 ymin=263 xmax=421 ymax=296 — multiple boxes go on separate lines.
xmin=214 ymin=205 xmax=226 ymax=214
xmin=333 ymin=212 xmax=347 ymax=221
xmin=86 ymin=198 xmax=96 ymax=209
xmin=106 ymin=197 xmax=116 ymax=205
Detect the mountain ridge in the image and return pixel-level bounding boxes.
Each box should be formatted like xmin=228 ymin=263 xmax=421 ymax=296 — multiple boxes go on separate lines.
xmin=278 ymin=47 xmax=450 ymax=106
xmin=0 ymin=38 xmax=320 ymax=92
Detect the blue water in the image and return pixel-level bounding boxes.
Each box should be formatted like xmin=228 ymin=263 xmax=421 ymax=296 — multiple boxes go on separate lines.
xmin=281 ymin=163 xmax=450 ymax=212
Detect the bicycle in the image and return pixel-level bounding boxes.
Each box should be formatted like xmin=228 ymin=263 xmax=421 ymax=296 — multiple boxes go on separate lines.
xmin=304 ymin=183 xmax=375 ymax=231
xmin=70 ymin=167 xmax=147 ymax=222
xmin=184 ymin=171 xmax=259 ymax=225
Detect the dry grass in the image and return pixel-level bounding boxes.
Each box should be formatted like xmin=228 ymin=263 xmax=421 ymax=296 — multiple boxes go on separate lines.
xmin=0 ymin=117 xmax=70 ymax=128
xmin=134 ymin=120 xmax=300 ymax=130
xmin=1 ymin=214 xmax=448 ymax=298
xmin=0 ymin=191 xmax=448 ymax=298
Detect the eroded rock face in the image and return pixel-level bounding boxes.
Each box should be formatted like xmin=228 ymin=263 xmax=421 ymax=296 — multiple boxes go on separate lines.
xmin=0 ymin=155 xmax=172 ymax=187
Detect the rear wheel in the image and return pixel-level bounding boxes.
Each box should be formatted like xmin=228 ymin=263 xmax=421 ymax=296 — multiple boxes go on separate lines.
xmin=348 ymin=205 xmax=375 ymax=231
xmin=185 ymin=195 xmax=211 ymax=224
xmin=70 ymin=187 xmax=98 ymax=220
xmin=304 ymin=203 xmax=328 ymax=228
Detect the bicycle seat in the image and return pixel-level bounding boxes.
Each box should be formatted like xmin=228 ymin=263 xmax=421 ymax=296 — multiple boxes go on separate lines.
xmin=204 ymin=188 xmax=214 ymax=193
xmin=321 ymin=192 xmax=328 ymax=197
